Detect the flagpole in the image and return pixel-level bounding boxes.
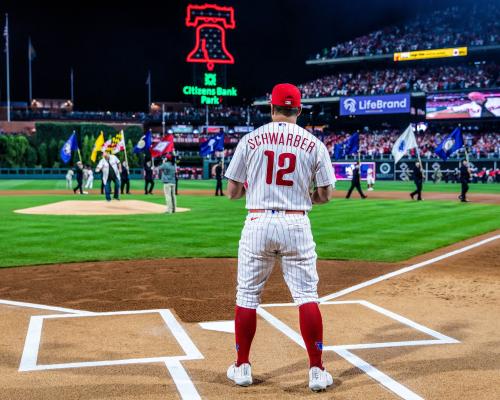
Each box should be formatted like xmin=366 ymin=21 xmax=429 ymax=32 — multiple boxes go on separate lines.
xmin=147 ymin=70 xmax=151 ymax=110
xmin=28 ymin=37 xmax=33 ymax=103
xmin=70 ymin=68 xmax=74 ymax=104
xmin=5 ymin=14 xmax=11 ymax=122
xmin=122 ymin=130 xmax=129 ymax=168
xmin=162 ymin=103 xmax=165 ymax=135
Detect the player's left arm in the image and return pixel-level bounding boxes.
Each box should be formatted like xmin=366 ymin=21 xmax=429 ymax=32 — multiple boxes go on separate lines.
xmin=312 ymin=144 xmax=336 ymax=204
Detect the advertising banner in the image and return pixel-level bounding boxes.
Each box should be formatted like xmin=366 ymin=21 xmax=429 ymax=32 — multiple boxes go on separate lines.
xmin=332 ymin=162 xmax=376 ymax=180
xmin=340 ymin=94 xmax=411 ymax=116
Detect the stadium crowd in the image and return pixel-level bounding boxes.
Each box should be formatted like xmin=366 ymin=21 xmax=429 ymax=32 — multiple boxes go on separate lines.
xmin=320 ymin=128 xmax=500 ymax=159
xmin=312 ymin=4 xmax=500 ymax=60
xmin=299 ymin=63 xmax=499 ymax=98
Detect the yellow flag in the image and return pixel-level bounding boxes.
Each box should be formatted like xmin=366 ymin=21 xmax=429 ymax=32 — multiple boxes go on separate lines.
xmin=90 ymin=132 xmax=105 ymax=162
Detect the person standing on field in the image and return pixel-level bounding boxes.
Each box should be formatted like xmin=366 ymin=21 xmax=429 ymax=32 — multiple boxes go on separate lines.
xmin=84 ymin=166 xmax=94 ymax=190
xmin=459 ymin=159 xmax=471 ymax=202
xmin=410 ymin=161 xmax=424 ymax=201
xmin=158 ymin=155 xmax=177 ymax=213
xmin=213 ymin=160 xmax=224 ymax=196
xmin=366 ymin=166 xmax=375 ymax=191
xmin=144 ymin=159 xmax=155 ymax=194
xmin=225 ymin=83 xmax=335 ymax=392
xmin=346 ymin=162 xmax=366 ymax=199
xmin=121 ymin=161 xmax=131 ymax=195
xmin=65 ymin=169 xmax=74 ymax=189
xmin=95 ymin=152 xmax=121 ymax=201
xmin=73 ymin=161 xmax=85 ymax=195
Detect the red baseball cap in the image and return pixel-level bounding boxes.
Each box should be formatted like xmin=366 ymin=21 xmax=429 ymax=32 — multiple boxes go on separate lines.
xmin=270 ymin=83 xmax=301 ymax=108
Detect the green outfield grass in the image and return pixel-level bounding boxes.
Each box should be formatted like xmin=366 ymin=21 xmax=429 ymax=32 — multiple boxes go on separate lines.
xmin=0 ymin=192 xmax=498 ymax=268
xmin=0 ymin=178 xmax=499 ymax=194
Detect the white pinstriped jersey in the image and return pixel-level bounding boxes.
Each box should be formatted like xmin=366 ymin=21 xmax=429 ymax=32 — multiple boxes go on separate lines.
xmin=225 ymin=122 xmax=335 ymax=211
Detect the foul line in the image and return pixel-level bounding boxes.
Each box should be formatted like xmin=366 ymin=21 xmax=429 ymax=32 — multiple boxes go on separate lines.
xmin=0 ymin=299 xmax=87 ymax=314
xmin=320 ymin=234 xmax=500 ymax=302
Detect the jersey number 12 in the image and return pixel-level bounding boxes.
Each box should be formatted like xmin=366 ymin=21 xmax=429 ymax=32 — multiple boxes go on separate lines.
xmin=264 ymin=150 xmax=296 ymax=186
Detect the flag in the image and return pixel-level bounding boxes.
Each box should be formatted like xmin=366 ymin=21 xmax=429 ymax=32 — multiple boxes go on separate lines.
xmin=28 ymin=37 xmax=36 ymax=61
xmin=200 ymin=134 xmax=224 ymax=157
xmin=150 ymin=134 xmax=174 ymax=158
xmin=145 ymin=71 xmax=151 ymax=85
xmin=333 ymin=133 xmax=359 ymax=159
xmin=3 ymin=14 xmax=8 ymax=53
xmin=392 ymin=125 xmax=418 ymax=164
xmin=90 ymin=131 xmax=105 ymax=162
xmin=435 ymin=127 xmax=464 ymax=161
xmin=101 ymin=139 xmax=112 ymax=153
xmin=101 ymin=131 xmax=125 ymax=154
xmin=134 ymin=130 xmax=152 ymax=154
xmin=60 ymin=132 xmax=79 ymax=164
xmin=111 ymin=130 xmax=126 ymax=154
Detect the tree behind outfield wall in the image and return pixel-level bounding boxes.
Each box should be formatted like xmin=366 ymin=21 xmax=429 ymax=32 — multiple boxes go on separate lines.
xmin=0 ymin=124 xmax=145 ymax=168
xmin=125 ymin=139 xmax=139 ymax=168
xmin=12 ymin=136 xmax=29 ymax=167
xmin=0 ymin=135 xmax=32 ymax=167
xmin=37 ymin=142 xmax=48 ymax=167
xmin=0 ymin=135 xmax=16 ymax=167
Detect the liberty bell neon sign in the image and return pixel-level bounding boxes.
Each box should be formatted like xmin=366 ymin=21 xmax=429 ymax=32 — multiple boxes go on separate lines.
xmin=186 ymin=3 xmax=235 ymax=71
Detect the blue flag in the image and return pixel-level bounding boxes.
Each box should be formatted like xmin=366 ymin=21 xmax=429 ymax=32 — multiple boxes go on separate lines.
xmin=60 ymin=132 xmax=79 ymax=164
xmin=435 ymin=127 xmax=464 ymax=161
xmin=200 ymin=134 xmax=224 ymax=157
xmin=334 ymin=133 xmax=359 ymax=159
xmin=134 ymin=130 xmax=152 ymax=154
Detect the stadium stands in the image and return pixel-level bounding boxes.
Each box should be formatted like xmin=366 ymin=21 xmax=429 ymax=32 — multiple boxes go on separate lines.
xmin=320 ymin=128 xmax=499 ymax=159
xmin=299 ymin=63 xmax=499 ymax=98
xmin=311 ymin=4 xmax=500 ymax=60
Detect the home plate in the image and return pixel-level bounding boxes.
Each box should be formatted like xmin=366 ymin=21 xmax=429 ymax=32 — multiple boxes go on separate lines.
xmin=14 ymin=200 xmax=191 ymax=216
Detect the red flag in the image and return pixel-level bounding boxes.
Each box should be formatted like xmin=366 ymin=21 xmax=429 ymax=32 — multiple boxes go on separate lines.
xmin=150 ymin=134 xmax=174 ymax=158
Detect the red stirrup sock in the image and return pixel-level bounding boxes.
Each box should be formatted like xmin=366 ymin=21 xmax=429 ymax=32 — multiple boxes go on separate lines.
xmin=234 ymin=305 xmax=257 ymax=366
xmin=299 ymin=302 xmax=324 ymax=369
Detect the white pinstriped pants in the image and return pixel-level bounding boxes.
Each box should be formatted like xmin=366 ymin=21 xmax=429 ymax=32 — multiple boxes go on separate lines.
xmin=237 ymin=211 xmax=319 ymax=309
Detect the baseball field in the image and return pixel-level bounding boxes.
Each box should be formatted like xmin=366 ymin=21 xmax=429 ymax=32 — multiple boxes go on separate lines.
xmin=1 ymin=179 xmax=499 ymax=399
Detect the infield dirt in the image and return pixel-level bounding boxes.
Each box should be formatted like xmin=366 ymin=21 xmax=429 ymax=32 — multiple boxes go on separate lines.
xmin=0 ymin=231 xmax=499 ymax=399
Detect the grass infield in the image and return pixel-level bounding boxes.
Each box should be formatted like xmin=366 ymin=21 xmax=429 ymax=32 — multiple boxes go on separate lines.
xmin=0 ymin=180 xmax=498 ymax=268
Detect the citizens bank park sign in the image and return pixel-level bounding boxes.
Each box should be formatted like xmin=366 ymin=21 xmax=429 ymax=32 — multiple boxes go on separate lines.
xmin=340 ymin=94 xmax=411 ymax=116
xmin=182 ymin=3 xmax=238 ymax=105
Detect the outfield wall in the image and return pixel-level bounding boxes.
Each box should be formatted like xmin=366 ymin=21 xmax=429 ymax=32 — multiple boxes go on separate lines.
xmin=2 ymin=160 xmax=498 ymax=181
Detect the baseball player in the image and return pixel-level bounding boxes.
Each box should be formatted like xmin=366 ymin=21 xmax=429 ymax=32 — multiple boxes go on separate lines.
xmin=366 ymin=165 xmax=375 ymax=191
xmin=225 ymin=83 xmax=335 ymax=392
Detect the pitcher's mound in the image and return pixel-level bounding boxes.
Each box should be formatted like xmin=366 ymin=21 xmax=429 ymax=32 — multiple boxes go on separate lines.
xmin=15 ymin=200 xmax=190 ymax=216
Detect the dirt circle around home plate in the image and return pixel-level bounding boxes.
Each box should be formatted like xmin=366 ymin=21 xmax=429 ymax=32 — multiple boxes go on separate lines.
xmin=13 ymin=200 xmax=190 ymax=215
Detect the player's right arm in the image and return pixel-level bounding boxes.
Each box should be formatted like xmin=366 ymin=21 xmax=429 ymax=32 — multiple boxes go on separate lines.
xmin=227 ymin=179 xmax=246 ymax=200
xmin=311 ymin=186 xmax=333 ymax=204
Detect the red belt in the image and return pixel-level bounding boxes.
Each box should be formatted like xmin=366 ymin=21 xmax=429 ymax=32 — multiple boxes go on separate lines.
xmin=249 ymin=209 xmax=305 ymax=215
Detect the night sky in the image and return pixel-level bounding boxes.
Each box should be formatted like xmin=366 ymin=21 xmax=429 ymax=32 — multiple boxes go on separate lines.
xmin=0 ymin=0 xmax=478 ymax=111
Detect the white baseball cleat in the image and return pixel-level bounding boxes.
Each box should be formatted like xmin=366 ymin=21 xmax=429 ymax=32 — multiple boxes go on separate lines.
xmin=227 ymin=363 xmax=253 ymax=386
xmin=309 ymin=367 xmax=333 ymax=392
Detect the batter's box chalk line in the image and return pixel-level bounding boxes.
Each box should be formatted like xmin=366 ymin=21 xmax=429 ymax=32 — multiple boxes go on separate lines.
xmin=258 ymin=300 xmax=459 ymax=400
xmin=17 ymin=309 xmax=203 ymax=400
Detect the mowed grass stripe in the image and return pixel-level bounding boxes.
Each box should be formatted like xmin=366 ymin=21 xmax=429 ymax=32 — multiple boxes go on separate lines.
xmin=0 ymin=194 xmax=498 ymax=268
xmin=0 ymin=179 xmax=499 ymax=194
